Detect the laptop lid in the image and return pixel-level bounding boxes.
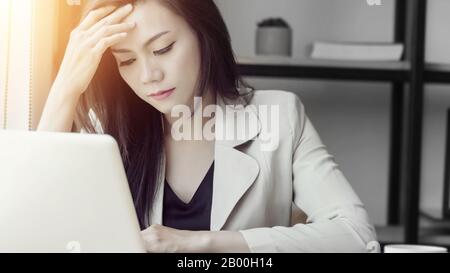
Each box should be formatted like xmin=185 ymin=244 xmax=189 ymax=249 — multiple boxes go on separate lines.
xmin=0 ymin=130 xmax=146 ymax=253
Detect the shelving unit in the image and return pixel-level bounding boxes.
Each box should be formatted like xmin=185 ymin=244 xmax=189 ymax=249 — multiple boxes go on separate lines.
xmin=238 ymin=56 xmax=410 ymax=82
xmin=426 ymin=63 xmax=450 ymax=83
xmin=237 ymin=0 xmax=444 ymax=245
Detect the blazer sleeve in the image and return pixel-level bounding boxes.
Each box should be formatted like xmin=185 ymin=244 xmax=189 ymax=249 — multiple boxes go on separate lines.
xmin=239 ymin=94 xmax=377 ymax=252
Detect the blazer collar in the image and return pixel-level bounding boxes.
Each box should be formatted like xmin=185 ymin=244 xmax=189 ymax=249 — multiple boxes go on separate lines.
xmin=150 ymin=94 xmax=261 ymax=231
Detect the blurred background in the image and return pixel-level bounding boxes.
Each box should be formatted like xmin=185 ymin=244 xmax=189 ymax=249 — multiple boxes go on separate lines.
xmin=1 ymin=0 xmax=450 ymax=247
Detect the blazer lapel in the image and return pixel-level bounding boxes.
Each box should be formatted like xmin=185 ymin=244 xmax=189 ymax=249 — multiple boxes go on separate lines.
xmin=210 ymin=95 xmax=261 ymax=230
xmin=210 ymin=144 xmax=260 ymax=230
xmin=150 ymin=94 xmax=261 ymax=231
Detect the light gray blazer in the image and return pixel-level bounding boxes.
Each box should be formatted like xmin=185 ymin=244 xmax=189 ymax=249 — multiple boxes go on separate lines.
xmin=150 ymin=90 xmax=377 ymax=252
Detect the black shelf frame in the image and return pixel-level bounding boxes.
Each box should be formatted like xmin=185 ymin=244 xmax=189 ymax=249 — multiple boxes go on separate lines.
xmin=425 ymin=68 xmax=450 ymax=83
xmin=403 ymin=0 xmax=427 ymax=244
xmin=237 ymin=0 xmax=434 ymax=244
xmin=238 ymin=63 xmax=410 ymax=82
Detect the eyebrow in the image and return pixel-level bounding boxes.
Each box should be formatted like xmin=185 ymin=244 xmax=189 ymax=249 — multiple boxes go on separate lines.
xmin=111 ymin=31 xmax=170 ymax=54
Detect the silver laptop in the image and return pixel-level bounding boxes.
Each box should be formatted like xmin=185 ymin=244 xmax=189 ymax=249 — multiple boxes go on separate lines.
xmin=0 ymin=130 xmax=146 ymax=253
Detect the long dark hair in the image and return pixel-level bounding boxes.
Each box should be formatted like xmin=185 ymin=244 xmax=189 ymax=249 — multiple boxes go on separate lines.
xmin=74 ymin=0 xmax=254 ymax=229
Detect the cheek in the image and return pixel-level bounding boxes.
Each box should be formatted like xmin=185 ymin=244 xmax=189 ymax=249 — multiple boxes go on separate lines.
xmin=170 ymin=40 xmax=201 ymax=83
xmin=119 ymin=68 xmax=137 ymax=89
xmin=118 ymin=68 xmax=144 ymax=97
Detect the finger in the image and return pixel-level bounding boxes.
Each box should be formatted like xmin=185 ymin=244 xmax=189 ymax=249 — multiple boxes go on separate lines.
xmin=86 ymin=22 xmax=135 ymax=48
xmin=93 ymin=32 xmax=129 ymax=55
xmin=87 ymin=4 xmax=134 ymax=36
xmin=77 ymin=6 xmax=117 ymax=31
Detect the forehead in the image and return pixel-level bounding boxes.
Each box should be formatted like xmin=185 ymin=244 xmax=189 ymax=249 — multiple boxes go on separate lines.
xmin=126 ymin=0 xmax=179 ymax=27
xmin=112 ymin=1 xmax=184 ymax=50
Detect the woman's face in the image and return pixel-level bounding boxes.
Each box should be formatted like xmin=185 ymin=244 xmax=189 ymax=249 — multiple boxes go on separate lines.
xmin=110 ymin=0 xmax=202 ymax=115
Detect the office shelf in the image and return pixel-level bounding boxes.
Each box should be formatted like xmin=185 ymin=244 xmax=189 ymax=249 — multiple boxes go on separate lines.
xmin=238 ymin=0 xmax=435 ymax=244
xmin=425 ymin=63 xmax=450 ymax=83
xmin=238 ymin=56 xmax=411 ymax=82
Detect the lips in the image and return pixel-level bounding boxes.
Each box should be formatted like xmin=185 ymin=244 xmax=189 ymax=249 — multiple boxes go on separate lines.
xmin=149 ymin=88 xmax=175 ymax=97
xmin=147 ymin=88 xmax=176 ymax=101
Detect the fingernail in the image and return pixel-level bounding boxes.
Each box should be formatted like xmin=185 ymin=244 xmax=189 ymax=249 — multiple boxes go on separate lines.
xmin=124 ymin=4 xmax=133 ymax=10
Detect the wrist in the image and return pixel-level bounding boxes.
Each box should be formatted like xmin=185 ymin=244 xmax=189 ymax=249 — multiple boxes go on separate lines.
xmin=49 ymin=83 xmax=81 ymax=105
xmin=189 ymin=231 xmax=214 ymax=253
xmin=51 ymin=76 xmax=83 ymax=100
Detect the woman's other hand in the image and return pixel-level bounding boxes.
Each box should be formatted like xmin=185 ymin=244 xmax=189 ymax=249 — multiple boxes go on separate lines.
xmin=141 ymin=224 xmax=211 ymax=253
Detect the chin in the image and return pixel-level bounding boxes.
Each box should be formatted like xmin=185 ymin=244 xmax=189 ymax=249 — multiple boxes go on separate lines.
xmin=155 ymin=102 xmax=178 ymax=116
xmin=148 ymin=95 xmax=193 ymax=115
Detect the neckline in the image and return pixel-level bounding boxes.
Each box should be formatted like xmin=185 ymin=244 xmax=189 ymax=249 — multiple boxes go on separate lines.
xmin=165 ymin=161 xmax=214 ymax=206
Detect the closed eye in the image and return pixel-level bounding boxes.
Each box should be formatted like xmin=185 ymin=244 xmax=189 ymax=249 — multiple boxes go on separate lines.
xmin=119 ymin=42 xmax=176 ymax=67
xmin=153 ymin=42 xmax=176 ymax=56
xmin=119 ymin=59 xmax=136 ymax=67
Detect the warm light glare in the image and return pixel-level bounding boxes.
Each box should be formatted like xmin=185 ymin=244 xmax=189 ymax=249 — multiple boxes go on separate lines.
xmin=0 ymin=1 xmax=11 ymax=17
xmin=0 ymin=2 xmax=11 ymax=61
xmin=0 ymin=0 xmax=12 ymax=129
xmin=0 ymin=0 xmax=34 ymax=130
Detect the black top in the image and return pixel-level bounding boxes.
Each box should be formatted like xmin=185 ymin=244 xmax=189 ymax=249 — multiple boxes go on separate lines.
xmin=162 ymin=161 xmax=214 ymax=231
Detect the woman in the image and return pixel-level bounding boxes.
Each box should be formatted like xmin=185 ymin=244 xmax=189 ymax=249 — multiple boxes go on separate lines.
xmin=38 ymin=0 xmax=377 ymax=252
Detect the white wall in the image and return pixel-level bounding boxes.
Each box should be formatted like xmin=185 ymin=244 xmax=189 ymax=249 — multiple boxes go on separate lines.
xmin=215 ymin=0 xmax=450 ymax=225
xmin=215 ymin=0 xmax=395 ymax=58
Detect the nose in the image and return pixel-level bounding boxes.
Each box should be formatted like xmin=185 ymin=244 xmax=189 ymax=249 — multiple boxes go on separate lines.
xmin=140 ymin=62 xmax=164 ymax=84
